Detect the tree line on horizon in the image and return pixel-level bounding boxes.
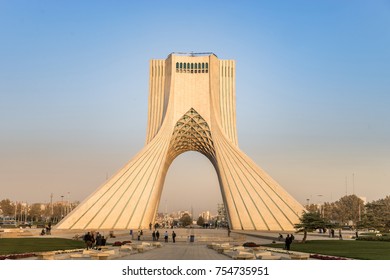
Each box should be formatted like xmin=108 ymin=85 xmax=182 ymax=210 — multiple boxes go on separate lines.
xmin=304 ymin=194 xmax=390 ymax=232
xmin=0 ymin=199 xmax=79 ymax=224
xmin=1 ymin=194 xmax=389 ymax=231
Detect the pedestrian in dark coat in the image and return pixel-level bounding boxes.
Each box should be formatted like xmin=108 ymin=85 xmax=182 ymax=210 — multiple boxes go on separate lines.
xmin=172 ymin=231 xmax=176 ymax=243
xmin=156 ymin=230 xmax=160 ymax=241
xmin=285 ymin=234 xmax=292 ymax=250
xmin=152 ymin=231 xmax=156 ymax=241
xmin=83 ymin=232 xmax=93 ymax=250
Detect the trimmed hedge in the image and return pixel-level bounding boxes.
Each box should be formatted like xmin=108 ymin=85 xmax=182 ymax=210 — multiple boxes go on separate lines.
xmin=243 ymin=242 xmax=260 ymax=247
xmin=112 ymin=240 xmax=132 ymax=246
xmin=357 ymin=235 xmax=390 ymax=242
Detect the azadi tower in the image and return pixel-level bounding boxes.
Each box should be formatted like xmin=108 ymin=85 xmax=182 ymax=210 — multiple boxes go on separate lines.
xmin=57 ymin=53 xmax=304 ymax=231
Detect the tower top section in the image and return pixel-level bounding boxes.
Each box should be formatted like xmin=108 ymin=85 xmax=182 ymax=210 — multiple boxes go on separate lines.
xmin=168 ymin=52 xmax=218 ymax=58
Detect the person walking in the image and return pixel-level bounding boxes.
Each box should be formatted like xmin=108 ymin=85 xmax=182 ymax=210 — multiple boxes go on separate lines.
xmin=164 ymin=231 xmax=168 ymax=243
xmin=172 ymin=231 xmax=176 ymax=243
xmin=156 ymin=230 xmax=160 ymax=241
xmin=152 ymin=230 xmax=156 ymax=241
xmin=83 ymin=232 xmax=93 ymax=250
xmin=91 ymin=232 xmax=96 ymax=248
xmin=285 ymin=234 xmax=292 ymax=250
xmin=46 ymin=222 xmax=52 ymax=235
xmin=95 ymin=232 xmax=102 ymax=248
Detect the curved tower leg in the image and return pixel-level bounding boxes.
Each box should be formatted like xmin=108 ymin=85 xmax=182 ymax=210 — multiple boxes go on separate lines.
xmin=213 ymin=128 xmax=303 ymax=231
xmin=56 ymin=132 xmax=171 ymax=230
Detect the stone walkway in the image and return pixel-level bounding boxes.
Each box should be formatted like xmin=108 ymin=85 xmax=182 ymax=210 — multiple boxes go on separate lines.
xmin=114 ymin=242 xmax=232 ymax=260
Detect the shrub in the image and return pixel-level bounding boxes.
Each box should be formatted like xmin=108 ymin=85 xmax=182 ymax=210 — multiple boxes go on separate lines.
xmin=111 ymin=240 xmax=132 ymax=246
xmin=243 ymin=242 xmax=260 ymax=247
xmin=357 ymin=235 xmax=390 ymax=242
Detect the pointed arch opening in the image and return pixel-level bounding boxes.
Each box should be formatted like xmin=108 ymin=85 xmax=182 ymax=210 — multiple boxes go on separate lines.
xmin=159 ymin=151 xmax=222 ymax=222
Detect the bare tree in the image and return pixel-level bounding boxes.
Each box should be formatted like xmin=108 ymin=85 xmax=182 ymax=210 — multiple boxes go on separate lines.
xmin=0 ymin=199 xmax=15 ymax=217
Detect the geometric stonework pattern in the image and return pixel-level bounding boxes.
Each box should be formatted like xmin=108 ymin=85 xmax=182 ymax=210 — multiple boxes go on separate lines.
xmin=168 ymin=108 xmax=216 ymax=162
xmin=56 ymin=53 xmax=305 ymax=231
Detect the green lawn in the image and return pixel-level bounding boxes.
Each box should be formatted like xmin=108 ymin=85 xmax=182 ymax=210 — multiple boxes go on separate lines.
xmin=0 ymin=238 xmax=85 ymax=255
xmin=266 ymin=240 xmax=390 ymax=260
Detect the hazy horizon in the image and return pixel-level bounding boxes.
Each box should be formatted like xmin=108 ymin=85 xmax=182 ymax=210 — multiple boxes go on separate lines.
xmin=1 ymin=1 xmax=389 ymax=218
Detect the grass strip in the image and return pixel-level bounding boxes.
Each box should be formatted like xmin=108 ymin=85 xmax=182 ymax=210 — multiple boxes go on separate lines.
xmin=0 ymin=238 xmax=85 ymax=255
xmin=266 ymin=240 xmax=390 ymax=260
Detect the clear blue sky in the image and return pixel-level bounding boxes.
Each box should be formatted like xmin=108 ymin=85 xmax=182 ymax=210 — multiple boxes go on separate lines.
xmin=1 ymin=0 xmax=389 ymax=216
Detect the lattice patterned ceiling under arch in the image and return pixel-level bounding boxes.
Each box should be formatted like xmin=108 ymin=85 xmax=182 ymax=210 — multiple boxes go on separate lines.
xmin=168 ymin=108 xmax=215 ymax=161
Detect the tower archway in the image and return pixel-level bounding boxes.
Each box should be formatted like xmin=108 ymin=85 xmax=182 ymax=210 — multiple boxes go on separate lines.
xmin=159 ymin=151 xmax=221 ymax=221
xmin=56 ymin=53 xmax=304 ymax=231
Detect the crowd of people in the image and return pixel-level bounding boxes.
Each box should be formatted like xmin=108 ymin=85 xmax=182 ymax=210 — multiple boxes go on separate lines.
xmin=82 ymin=232 xmax=107 ymax=250
xmin=128 ymin=229 xmax=178 ymax=243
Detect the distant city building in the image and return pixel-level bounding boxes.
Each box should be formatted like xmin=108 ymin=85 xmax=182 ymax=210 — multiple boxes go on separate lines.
xmin=200 ymin=211 xmax=211 ymax=221
xmin=216 ymin=203 xmax=228 ymax=227
xmin=177 ymin=210 xmax=192 ymax=218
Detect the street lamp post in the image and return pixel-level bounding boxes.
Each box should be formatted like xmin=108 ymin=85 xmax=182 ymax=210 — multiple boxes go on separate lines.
xmin=67 ymin=192 xmax=70 ymax=215
xmin=317 ymin=194 xmax=324 ymax=218
xmin=61 ymin=195 xmax=64 ymax=220
xmin=14 ymin=201 xmax=17 ymax=225
xmin=50 ymin=193 xmax=53 ymax=222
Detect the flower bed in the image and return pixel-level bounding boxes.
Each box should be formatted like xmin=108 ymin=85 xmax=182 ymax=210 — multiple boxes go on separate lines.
xmin=0 ymin=253 xmax=36 ymax=260
xmin=243 ymin=242 xmax=260 ymax=247
xmin=112 ymin=240 xmax=132 ymax=246
xmin=310 ymin=254 xmax=348 ymax=260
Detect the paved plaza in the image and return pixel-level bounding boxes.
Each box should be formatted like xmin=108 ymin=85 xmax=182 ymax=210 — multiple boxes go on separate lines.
xmin=114 ymin=242 xmax=232 ymax=260
xmin=2 ymin=227 xmax=349 ymax=260
xmin=64 ymin=228 xmax=333 ymax=260
xmin=108 ymin=229 xmax=335 ymax=260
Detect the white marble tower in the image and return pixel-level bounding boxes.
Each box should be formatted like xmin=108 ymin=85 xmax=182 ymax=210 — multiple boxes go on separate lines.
xmin=56 ymin=53 xmax=304 ymax=231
